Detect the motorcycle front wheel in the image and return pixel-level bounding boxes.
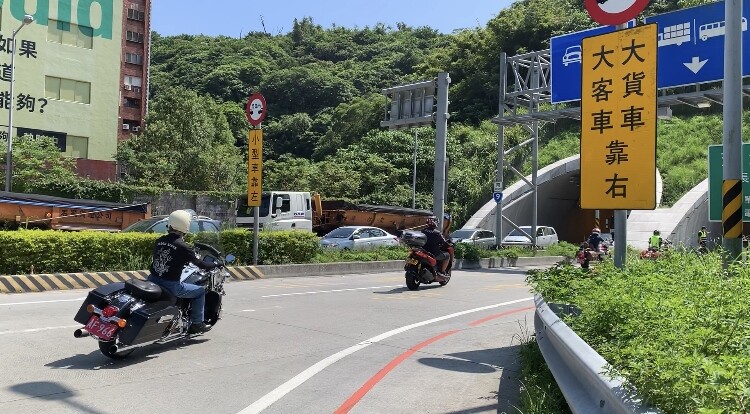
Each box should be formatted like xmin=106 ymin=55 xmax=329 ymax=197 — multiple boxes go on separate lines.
xmin=405 ymin=269 xmax=420 ymax=291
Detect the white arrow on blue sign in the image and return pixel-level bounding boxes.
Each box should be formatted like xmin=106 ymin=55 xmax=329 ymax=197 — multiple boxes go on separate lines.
xmin=493 ymin=192 xmax=503 ymax=204
xmin=644 ymin=0 xmax=750 ymax=88
xmin=550 ymin=20 xmax=636 ymax=104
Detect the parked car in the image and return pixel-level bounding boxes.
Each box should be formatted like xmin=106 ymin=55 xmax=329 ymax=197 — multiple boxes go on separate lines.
xmin=122 ymin=209 xmax=221 ymax=233
xmin=450 ymin=228 xmax=496 ymax=249
xmin=319 ymin=226 xmax=399 ymax=250
xmin=502 ymin=226 xmax=559 ymax=247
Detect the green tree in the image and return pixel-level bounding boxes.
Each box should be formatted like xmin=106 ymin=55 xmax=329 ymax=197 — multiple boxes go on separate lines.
xmin=116 ymin=87 xmax=244 ymax=191
xmin=0 ymin=136 xmax=77 ymax=193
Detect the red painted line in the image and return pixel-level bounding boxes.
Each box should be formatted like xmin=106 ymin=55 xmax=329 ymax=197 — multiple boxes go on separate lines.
xmin=468 ymin=305 xmax=535 ymax=327
xmin=334 ymin=330 xmax=459 ymax=414
xmin=334 ymin=306 xmax=532 ymax=414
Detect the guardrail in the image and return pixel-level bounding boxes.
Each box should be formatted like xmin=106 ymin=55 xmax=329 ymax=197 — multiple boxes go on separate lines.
xmin=534 ymin=295 xmax=662 ymax=414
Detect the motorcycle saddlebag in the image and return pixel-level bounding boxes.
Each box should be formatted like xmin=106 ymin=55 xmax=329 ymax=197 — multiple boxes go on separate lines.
xmin=73 ymin=282 xmax=126 ymax=325
xmin=401 ymin=230 xmax=427 ymax=247
xmin=118 ymin=301 xmax=180 ymax=346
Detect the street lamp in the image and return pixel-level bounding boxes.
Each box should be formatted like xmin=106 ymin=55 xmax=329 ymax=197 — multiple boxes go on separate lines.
xmin=5 ymin=14 xmax=34 ymax=192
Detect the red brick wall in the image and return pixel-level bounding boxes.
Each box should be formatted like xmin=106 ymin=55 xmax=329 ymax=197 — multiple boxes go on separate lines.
xmin=76 ymin=159 xmax=117 ymax=181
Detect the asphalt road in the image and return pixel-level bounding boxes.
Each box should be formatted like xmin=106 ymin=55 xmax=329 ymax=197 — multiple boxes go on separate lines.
xmin=0 ymin=267 xmax=536 ymax=414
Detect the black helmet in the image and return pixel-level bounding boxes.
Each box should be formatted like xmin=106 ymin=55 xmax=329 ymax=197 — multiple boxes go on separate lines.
xmin=426 ymin=216 xmax=437 ymax=229
xmin=653 ymin=229 xmax=660 ymax=235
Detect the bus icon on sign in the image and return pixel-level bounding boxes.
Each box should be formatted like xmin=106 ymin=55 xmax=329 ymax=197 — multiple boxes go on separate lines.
xmin=699 ymin=17 xmax=747 ymax=41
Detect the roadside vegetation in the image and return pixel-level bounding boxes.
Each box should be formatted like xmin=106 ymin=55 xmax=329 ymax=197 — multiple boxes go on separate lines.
xmin=526 ymin=251 xmax=750 ymax=413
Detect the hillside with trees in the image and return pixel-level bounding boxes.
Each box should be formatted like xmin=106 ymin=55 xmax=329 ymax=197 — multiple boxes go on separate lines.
xmin=112 ymin=0 xmax=724 ymax=227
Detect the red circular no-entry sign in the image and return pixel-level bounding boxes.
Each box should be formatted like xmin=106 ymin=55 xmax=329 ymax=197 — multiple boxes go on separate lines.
xmin=245 ymin=93 xmax=267 ymax=126
xmin=584 ymin=0 xmax=650 ymax=25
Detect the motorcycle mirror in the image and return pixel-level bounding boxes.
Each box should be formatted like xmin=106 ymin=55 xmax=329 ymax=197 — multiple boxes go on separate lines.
xmin=225 ymin=254 xmax=236 ymax=264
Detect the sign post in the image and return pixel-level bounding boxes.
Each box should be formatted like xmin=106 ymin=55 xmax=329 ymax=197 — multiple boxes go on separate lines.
xmin=246 ymin=93 xmax=266 ymax=265
xmin=581 ymin=24 xmax=657 ymax=268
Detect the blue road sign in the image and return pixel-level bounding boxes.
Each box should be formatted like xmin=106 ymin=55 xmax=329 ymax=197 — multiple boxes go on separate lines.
xmin=645 ymin=1 xmax=750 ymax=89
xmin=550 ymin=21 xmax=635 ymax=103
xmin=493 ymin=192 xmax=503 ymax=204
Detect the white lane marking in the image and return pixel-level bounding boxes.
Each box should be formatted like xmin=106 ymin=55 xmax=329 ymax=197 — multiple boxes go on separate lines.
xmin=0 ymin=325 xmax=80 ymax=335
xmin=241 ymin=309 xmax=257 ymax=312
xmin=260 ymin=285 xmax=402 ymax=298
xmin=0 ymin=297 xmax=85 ymax=307
xmin=237 ymin=297 xmax=534 ymax=414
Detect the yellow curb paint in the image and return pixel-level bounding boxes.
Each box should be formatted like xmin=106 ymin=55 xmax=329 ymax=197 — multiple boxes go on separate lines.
xmin=16 ymin=275 xmax=41 ymax=292
xmin=32 ymin=275 xmax=55 ymax=291
xmin=61 ymin=274 xmax=85 ymax=290
xmin=4 ymin=277 xmax=26 ymax=293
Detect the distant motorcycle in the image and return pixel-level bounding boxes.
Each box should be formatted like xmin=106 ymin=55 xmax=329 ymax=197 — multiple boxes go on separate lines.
xmin=401 ymin=230 xmax=454 ymax=290
xmin=73 ymin=243 xmax=234 ymax=359
xmin=576 ymin=241 xmax=608 ymax=269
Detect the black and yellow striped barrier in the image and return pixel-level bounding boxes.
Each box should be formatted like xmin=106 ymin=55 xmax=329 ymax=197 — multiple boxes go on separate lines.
xmin=0 ymin=266 xmax=265 ymax=294
xmin=723 ymin=179 xmax=743 ymax=239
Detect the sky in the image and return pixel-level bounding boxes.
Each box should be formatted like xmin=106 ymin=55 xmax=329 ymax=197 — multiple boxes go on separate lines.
xmin=151 ymin=1 xmax=516 ymax=37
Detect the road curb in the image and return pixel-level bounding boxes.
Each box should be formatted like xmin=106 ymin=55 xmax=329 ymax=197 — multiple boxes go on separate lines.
xmin=0 ymin=256 xmax=566 ymax=294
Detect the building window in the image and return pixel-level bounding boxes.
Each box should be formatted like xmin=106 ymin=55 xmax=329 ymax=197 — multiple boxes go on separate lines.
xmin=47 ymin=19 xmax=93 ymax=49
xmin=125 ymin=52 xmax=143 ymax=65
xmin=123 ymin=97 xmax=140 ymax=108
xmin=127 ymin=8 xmax=145 ymax=21
xmin=45 ymin=76 xmax=91 ymax=104
xmin=63 ymin=135 xmax=88 ymax=159
xmin=126 ymin=31 xmax=144 ymax=43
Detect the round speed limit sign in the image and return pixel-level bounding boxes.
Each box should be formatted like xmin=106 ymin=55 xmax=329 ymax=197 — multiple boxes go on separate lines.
xmin=245 ymin=93 xmax=267 ymax=127
xmin=584 ymin=0 xmax=650 ymax=25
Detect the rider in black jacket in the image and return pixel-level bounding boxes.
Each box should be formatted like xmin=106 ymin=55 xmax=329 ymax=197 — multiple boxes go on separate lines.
xmin=147 ymin=210 xmax=217 ymax=334
xmin=423 ymin=217 xmax=450 ymax=279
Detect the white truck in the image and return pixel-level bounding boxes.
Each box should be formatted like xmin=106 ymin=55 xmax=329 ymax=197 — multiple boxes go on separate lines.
xmin=236 ymin=191 xmax=313 ymax=231
xmin=236 ymin=191 xmax=444 ymax=236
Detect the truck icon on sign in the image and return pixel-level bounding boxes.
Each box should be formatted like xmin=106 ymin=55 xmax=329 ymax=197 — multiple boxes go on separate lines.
xmin=657 ymin=22 xmax=691 ymax=47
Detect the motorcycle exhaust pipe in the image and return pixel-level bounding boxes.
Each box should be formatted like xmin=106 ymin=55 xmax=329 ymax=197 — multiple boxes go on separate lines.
xmin=74 ymin=329 xmax=90 ymax=338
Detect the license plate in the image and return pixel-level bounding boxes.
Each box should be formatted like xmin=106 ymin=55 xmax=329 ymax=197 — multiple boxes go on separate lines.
xmin=406 ymin=258 xmax=418 ymax=265
xmin=85 ymin=315 xmax=118 ymax=341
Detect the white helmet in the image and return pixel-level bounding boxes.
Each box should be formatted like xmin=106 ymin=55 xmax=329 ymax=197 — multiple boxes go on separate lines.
xmin=167 ymin=210 xmax=191 ymax=234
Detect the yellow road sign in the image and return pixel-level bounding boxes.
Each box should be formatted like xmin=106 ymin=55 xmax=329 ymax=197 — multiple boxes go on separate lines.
xmin=581 ymin=24 xmax=657 ymax=210
xmin=247 ymin=129 xmax=263 ymax=207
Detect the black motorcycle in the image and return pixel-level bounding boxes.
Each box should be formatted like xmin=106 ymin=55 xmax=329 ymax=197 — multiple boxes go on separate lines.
xmin=401 ymin=230 xmax=454 ymax=291
xmin=73 ymin=243 xmax=234 ymax=359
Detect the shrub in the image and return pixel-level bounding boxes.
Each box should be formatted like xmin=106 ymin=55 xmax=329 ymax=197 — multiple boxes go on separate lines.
xmin=454 ymin=243 xmax=482 ymax=261
xmin=526 ymin=252 xmax=750 ymax=413
xmin=0 ymin=229 xmax=320 ymax=274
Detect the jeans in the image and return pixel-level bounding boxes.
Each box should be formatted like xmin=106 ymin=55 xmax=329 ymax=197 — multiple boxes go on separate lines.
xmin=147 ymin=275 xmax=206 ymax=324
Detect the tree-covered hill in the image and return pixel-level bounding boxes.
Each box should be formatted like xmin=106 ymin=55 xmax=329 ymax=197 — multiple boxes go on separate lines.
xmin=122 ymin=0 xmax=716 ymax=227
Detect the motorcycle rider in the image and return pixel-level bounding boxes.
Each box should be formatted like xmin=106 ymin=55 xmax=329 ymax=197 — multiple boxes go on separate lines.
xmin=587 ymin=227 xmax=605 ymax=251
xmin=648 ymin=229 xmax=663 ymax=251
xmin=147 ymin=210 xmax=218 ymax=334
xmin=423 ymin=216 xmax=451 ymax=280
xmin=698 ymin=226 xmax=708 ymax=248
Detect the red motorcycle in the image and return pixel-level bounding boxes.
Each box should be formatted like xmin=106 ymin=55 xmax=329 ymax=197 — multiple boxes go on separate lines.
xmin=401 ymin=230 xmax=453 ymax=291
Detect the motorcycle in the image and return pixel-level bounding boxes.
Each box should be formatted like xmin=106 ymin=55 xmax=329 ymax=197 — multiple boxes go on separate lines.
xmin=401 ymin=230 xmax=454 ymax=291
xmin=73 ymin=243 xmax=235 ymax=359
xmin=576 ymin=241 xmax=608 ymax=269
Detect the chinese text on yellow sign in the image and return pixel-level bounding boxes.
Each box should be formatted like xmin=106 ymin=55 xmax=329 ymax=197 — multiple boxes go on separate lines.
xmin=247 ymin=129 xmax=263 ymax=207
xmin=581 ymin=24 xmax=656 ymax=210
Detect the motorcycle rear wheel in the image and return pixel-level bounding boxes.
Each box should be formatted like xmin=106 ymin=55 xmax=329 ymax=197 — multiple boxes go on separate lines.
xmin=99 ymin=340 xmax=134 ymax=360
xmin=405 ymin=270 xmax=420 ymax=291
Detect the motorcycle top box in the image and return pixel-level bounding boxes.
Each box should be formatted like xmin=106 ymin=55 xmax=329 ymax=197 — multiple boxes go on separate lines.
xmin=401 ymin=230 xmax=427 ymax=247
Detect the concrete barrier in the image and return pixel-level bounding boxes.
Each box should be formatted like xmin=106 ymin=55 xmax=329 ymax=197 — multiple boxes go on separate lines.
xmin=0 ymin=256 xmax=567 ymax=294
